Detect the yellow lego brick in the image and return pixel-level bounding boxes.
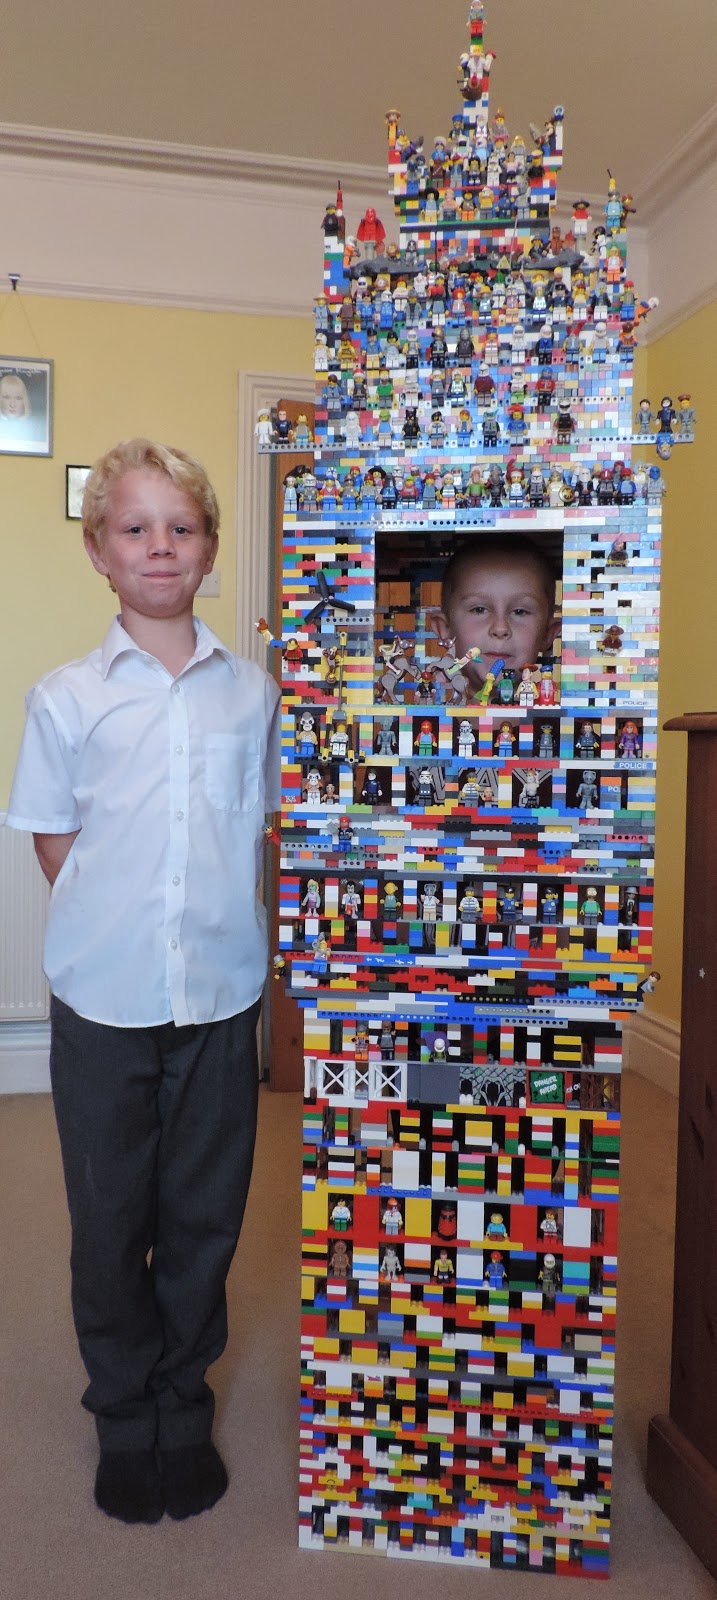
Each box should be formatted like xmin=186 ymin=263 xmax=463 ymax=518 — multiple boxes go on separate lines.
xmin=314 ymin=1338 xmax=340 ymax=1359
xmin=302 ymin=1189 xmax=328 ymax=1230
xmin=493 ymin=1390 xmax=514 ymax=1410
xmin=391 ymin=1347 xmax=414 ymax=1368
xmin=404 ymin=1198 xmax=432 ymax=1236
xmin=507 ymin=1355 xmax=535 ymax=1377
xmin=338 ymin=1310 xmax=366 ymax=1334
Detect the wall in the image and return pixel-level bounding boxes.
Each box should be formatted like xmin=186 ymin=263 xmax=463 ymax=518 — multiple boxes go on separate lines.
xmin=0 ymin=292 xmax=313 ymax=803
xmin=645 ymin=298 xmax=717 ymax=1027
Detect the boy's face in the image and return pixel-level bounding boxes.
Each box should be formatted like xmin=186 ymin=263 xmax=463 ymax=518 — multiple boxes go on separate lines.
xmin=0 ymin=378 xmax=26 ymax=416
xmin=84 ymin=469 xmax=217 ymax=625
xmin=434 ymin=551 xmax=556 ymax=684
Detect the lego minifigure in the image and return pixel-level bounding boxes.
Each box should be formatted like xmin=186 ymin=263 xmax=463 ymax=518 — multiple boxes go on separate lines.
xmin=458 ymin=885 xmax=481 ymax=924
xmin=618 ymin=720 xmax=641 ymax=758
xmin=433 ymin=1249 xmax=455 ymax=1283
xmin=580 ymin=888 xmax=600 ymax=926
xmin=415 ymin=720 xmax=437 ymax=757
xmin=303 ymin=768 xmax=323 ymax=806
xmin=381 ymin=882 xmax=401 ymax=919
xmin=420 ymin=883 xmax=440 ymax=923
xmin=518 ymin=769 xmax=541 ymax=808
xmin=539 ymin=1252 xmax=560 ymax=1302
xmin=576 ymin=721 xmax=600 ymax=758
xmin=540 ymin=1208 xmax=560 ymax=1240
xmin=328 ymin=1240 xmax=350 ymax=1278
xmin=541 ymin=888 xmax=559 ymax=923
xmin=414 ymin=766 xmax=437 ymax=805
xmin=436 ymin=1203 xmax=457 ymax=1239
xmin=375 ymin=719 xmax=397 ymax=757
xmin=634 ymin=397 xmax=654 ymax=435
xmin=537 ymin=665 xmax=556 ymax=706
xmin=677 ymin=393 xmax=696 ymax=437
xmin=656 ymin=395 xmax=676 ymax=434
xmin=380 ymin=1246 xmax=401 ymax=1280
xmin=495 ymin=722 xmax=516 ymax=757
xmin=361 ymin=769 xmax=383 ymax=804
xmin=341 ymin=881 xmax=361 ymax=920
xmin=517 ymin=665 xmax=537 ymax=707
xmin=296 ymin=710 xmax=318 ymax=759
xmin=484 ymin=1251 xmax=507 ymax=1289
xmin=576 ymin=769 xmax=598 ymax=809
xmin=538 ymin=724 xmax=555 ymax=758
xmin=598 ymin=625 xmax=624 ymax=654
xmin=382 ymin=1198 xmax=403 ymax=1234
xmin=330 ymin=1198 xmax=352 ymax=1231
xmin=486 ymin=1212 xmax=507 ymax=1241
xmin=273 ymin=408 xmax=293 ymax=444
xmin=622 ymin=886 xmax=639 ymax=925
xmin=356 ymin=207 xmax=386 ymax=260
xmin=607 ymin=533 xmax=628 ymax=566
xmin=499 ymin=884 xmax=521 ymax=922
xmin=255 ymin=408 xmax=272 ymax=447
xmin=336 ymin=816 xmax=353 ymax=853
xmin=301 ymin=879 xmax=321 ymax=915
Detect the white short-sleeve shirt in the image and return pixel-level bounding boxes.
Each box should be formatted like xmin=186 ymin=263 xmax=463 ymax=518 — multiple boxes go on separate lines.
xmin=6 ymin=616 xmax=281 ymax=1027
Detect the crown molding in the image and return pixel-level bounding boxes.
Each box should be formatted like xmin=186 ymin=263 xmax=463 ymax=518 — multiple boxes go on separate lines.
xmin=0 ymin=275 xmax=315 ymax=318
xmin=0 ymin=120 xmax=386 ymax=195
xmin=636 ymin=103 xmax=717 ymax=228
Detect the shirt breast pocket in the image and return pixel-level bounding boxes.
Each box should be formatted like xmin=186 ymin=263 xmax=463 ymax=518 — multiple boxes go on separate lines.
xmin=204 ymin=733 xmax=261 ymax=813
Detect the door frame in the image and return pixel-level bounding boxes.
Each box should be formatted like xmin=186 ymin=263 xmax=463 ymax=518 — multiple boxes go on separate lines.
xmin=236 ymin=369 xmax=315 ymax=658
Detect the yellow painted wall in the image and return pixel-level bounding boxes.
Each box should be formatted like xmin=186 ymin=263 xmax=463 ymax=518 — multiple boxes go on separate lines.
xmin=0 ymin=293 xmax=313 ymax=802
xmin=645 ymin=300 xmax=716 ymax=1024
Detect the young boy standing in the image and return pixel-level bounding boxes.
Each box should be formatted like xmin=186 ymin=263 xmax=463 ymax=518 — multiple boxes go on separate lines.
xmin=6 ymin=439 xmax=280 ymax=1524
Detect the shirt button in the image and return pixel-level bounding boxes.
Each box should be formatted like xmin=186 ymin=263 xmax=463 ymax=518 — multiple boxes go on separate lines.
xmin=170 ymin=939 xmax=178 ymax=950
xmin=176 ymin=809 xmax=184 ymax=820
xmin=175 ymin=745 xmax=184 ymax=754
xmin=172 ymin=683 xmax=180 ymax=694
xmin=172 ymin=875 xmax=181 ymax=886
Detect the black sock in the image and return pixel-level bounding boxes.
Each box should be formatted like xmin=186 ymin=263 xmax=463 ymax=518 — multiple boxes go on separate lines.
xmin=159 ymin=1440 xmax=228 ymax=1520
xmin=95 ymin=1448 xmax=164 ymax=1524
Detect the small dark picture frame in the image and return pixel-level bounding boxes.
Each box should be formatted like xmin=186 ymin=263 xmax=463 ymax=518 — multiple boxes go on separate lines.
xmin=0 ymin=356 xmax=53 ymax=456
xmin=66 ymin=465 xmax=92 ymax=521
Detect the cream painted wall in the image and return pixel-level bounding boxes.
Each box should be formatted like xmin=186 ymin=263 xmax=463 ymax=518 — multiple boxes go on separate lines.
xmin=0 ymin=292 xmax=313 ymax=802
xmin=646 ymin=299 xmax=716 ymax=1025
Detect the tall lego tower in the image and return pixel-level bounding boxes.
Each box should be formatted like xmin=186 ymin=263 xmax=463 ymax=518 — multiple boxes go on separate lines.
xmin=259 ymin=0 xmax=693 ymax=1575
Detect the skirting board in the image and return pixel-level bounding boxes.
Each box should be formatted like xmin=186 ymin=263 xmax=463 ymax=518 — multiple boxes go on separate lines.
xmin=622 ymin=1009 xmax=680 ymax=1096
xmin=0 ymin=1024 xmax=51 ymax=1093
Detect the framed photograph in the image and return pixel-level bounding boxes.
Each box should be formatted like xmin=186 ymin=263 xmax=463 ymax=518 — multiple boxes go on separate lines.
xmin=65 ymin=464 xmax=92 ymax=521
xmin=0 ymin=356 xmax=53 ymax=456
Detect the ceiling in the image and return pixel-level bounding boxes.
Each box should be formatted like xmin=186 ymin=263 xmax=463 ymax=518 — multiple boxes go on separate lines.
xmin=0 ymin=0 xmax=714 ymax=200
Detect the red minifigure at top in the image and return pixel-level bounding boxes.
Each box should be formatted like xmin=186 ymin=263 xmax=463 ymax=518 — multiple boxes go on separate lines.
xmin=357 ymin=208 xmax=386 ymax=261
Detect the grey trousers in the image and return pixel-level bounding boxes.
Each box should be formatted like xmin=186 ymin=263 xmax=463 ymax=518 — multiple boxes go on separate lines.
xmin=49 ymin=994 xmax=260 ymax=1452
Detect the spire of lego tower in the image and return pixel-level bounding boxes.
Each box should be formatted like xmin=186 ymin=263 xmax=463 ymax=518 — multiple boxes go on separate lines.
xmin=458 ymin=0 xmax=495 ymax=124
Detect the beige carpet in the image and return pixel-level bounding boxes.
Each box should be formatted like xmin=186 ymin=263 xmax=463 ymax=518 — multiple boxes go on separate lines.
xmin=1 ymin=1072 xmax=714 ymax=1600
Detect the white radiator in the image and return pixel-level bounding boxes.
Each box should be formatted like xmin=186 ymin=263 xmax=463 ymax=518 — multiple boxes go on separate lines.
xmin=0 ymin=823 xmax=49 ymax=1021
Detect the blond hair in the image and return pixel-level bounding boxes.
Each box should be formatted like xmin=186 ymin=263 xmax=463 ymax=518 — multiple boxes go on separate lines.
xmin=82 ymin=437 xmax=220 ymax=543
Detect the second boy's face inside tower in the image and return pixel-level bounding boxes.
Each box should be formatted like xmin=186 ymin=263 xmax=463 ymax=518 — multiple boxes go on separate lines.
xmin=433 ymin=540 xmax=558 ymax=686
